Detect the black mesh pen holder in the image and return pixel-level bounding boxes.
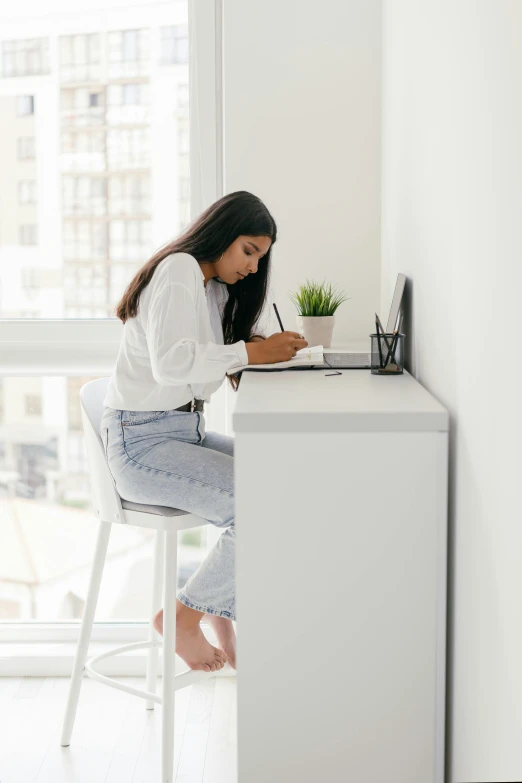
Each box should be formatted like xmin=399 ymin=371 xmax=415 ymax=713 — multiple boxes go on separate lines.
xmin=370 ymin=333 xmax=405 ymax=375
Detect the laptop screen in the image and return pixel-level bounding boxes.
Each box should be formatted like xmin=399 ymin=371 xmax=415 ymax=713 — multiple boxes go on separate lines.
xmin=386 ymin=273 xmax=406 ymax=333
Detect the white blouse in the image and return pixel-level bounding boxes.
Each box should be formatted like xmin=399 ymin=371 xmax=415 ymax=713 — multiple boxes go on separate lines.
xmin=103 ymin=252 xmax=271 ymax=411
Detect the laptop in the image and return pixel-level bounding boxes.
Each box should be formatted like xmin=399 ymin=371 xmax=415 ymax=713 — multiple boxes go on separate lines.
xmin=312 ymin=273 xmax=406 ymax=370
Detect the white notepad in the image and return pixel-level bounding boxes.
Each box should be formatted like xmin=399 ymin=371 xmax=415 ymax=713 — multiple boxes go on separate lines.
xmin=236 ymin=345 xmax=324 ymax=371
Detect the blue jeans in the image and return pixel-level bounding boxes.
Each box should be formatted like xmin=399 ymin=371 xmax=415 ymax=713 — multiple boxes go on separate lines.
xmin=100 ymin=407 xmax=236 ymax=621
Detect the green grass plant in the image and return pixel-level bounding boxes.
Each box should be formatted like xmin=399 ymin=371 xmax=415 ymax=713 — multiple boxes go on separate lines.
xmin=289 ymin=279 xmax=349 ymax=317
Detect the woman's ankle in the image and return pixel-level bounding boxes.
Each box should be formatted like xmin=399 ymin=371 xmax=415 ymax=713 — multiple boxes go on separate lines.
xmin=176 ymin=599 xmax=204 ymax=629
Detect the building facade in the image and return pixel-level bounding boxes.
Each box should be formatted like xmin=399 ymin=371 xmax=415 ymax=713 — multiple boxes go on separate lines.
xmin=0 ymin=3 xmax=200 ymax=620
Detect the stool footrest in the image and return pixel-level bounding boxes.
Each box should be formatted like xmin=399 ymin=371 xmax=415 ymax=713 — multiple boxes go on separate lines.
xmin=84 ymin=640 xmax=216 ymax=704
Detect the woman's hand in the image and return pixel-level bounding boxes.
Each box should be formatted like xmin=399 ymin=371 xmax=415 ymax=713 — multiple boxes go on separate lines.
xmin=246 ymin=331 xmax=308 ymax=364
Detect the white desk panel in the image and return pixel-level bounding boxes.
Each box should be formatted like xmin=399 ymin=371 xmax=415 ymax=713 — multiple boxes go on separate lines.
xmin=234 ymin=369 xmax=449 ymax=433
xmin=234 ymin=370 xmax=449 ymax=783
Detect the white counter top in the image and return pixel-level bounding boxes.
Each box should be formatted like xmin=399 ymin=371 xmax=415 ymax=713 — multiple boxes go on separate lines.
xmin=233 ymin=368 xmax=449 ymax=433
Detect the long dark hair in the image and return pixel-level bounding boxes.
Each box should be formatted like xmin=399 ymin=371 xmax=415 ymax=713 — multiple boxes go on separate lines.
xmin=115 ymin=191 xmax=277 ymax=349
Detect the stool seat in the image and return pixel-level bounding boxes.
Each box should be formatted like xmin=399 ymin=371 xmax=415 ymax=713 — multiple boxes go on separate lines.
xmin=121 ymin=498 xmax=188 ymax=517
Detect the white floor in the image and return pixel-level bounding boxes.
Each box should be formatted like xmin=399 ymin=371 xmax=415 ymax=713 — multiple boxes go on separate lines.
xmin=0 ymin=675 xmax=237 ymax=783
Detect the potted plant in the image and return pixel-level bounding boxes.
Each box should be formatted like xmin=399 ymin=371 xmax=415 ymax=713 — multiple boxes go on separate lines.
xmin=289 ymin=279 xmax=349 ymax=348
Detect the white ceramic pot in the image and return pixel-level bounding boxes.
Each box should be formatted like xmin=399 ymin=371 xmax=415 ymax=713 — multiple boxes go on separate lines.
xmin=296 ymin=315 xmax=335 ymax=348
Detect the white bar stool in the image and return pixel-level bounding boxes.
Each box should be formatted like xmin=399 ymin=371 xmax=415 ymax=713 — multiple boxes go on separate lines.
xmin=60 ymin=377 xmax=229 ymax=783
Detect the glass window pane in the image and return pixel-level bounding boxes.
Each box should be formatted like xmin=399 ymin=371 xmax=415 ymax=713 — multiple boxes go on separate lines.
xmin=1 ymin=38 xmax=49 ymax=77
xmin=0 ymin=1 xmax=189 ymax=318
xmin=0 ymin=375 xmax=207 ymax=621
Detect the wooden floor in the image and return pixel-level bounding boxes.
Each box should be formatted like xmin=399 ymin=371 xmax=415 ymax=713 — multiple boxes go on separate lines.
xmin=0 ymin=675 xmax=237 ymax=783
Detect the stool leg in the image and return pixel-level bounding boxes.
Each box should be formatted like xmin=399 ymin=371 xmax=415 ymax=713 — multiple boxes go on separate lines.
xmin=61 ymin=520 xmax=112 ymax=747
xmin=146 ymin=529 xmax=165 ymax=710
xmin=161 ymin=528 xmax=177 ymax=783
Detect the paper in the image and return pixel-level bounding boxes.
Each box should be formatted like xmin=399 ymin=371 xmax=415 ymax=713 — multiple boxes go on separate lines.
xmin=236 ymin=345 xmax=324 ymax=371
xmin=288 ymin=344 xmax=324 ymax=364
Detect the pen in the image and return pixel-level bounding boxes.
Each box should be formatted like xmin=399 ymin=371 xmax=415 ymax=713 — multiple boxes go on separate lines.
xmin=273 ymin=302 xmax=285 ymax=332
xmin=375 ymin=315 xmax=384 ymax=368
xmin=375 ymin=312 xmax=393 ymax=356
xmin=384 ymin=328 xmax=398 ymax=368
xmin=387 ymin=312 xmax=403 ymax=367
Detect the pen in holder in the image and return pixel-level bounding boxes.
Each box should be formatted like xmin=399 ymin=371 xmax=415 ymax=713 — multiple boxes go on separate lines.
xmin=370 ymin=332 xmax=405 ymax=375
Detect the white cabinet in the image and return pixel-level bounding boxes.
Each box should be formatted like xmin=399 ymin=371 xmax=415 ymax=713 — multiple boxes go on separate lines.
xmin=234 ymin=369 xmax=449 ymax=783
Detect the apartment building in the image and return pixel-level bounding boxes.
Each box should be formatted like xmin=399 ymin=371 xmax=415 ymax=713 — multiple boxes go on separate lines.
xmin=0 ymin=4 xmax=198 ymax=620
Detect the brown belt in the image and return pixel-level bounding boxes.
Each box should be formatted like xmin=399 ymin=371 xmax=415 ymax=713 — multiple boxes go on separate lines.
xmin=175 ymin=399 xmax=204 ymax=413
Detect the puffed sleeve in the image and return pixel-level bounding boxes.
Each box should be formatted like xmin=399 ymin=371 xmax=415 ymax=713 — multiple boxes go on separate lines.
xmin=146 ymin=282 xmax=248 ymax=385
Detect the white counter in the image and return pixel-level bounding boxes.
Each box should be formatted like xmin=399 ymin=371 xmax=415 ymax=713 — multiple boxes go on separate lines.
xmin=234 ymin=368 xmax=449 ymax=432
xmin=233 ymin=368 xmax=449 ymax=783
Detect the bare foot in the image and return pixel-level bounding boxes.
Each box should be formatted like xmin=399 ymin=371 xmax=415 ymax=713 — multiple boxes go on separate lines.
xmin=153 ymin=607 xmax=227 ymax=673
xmin=205 ymin=615 xmax=236 ymax=670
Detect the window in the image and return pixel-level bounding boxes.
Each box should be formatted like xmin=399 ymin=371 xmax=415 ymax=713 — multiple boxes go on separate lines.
xmin=178 ymin=120 xmax=189 ymax=154
xmin=18 ymin=180 xmax=37 ymax=205
xmin=59 ymin=33 xmax=100 ymax=83
xmin=67 ymin=376 xmax=92 ymax=431
xmin=25 ymin=394 xmax=42 ymax=416
xmin=107 ymin=83 xmax=148 ymax=106
xmin=122 ymin=30 xmax=138 ymax=61
xmin=0 ymin=374 xmax=209 ymax=621
xmin=67 ymin=434 xmax=89 ymax=476
xmin=63 ymin=263 xmax=107 ymax=317
xmin=61 ymin=130 xmax=105 ymax=172
xmin=110 ymin=219 xmax=152 ymax=261
xmin=61 ymin=87 xmax=105 ymax=127
xmin=108 ymin=29 xmax=150 ymax=78
xmin=19 ymin=225 xmax=38 ymax=245
xmin=179 ymin=176 xmax=190 ymax=202
xmin=109 ymin=262 xmax=141 ymax=303
xmin=2 ymin=1 xmax=191 ymax=320
xmin=179 ymin=186 xmax=190 ymax=231
xmin=107 ymin=82 xmax=150 ymax=125
xmin=160 ymin=25 xmax=188 ymax=65
xmin=17 ymin=95 xmax=34 ymax=116
xmin=107 ymin=128 xmax=150 ymax=169
xmin=108 ymin=174 xmax=151 ymax=215
xmin=2 ymin=38 xmax=50 ymax=78
xmin=62 ymin=175 xmax=107 ymax=216
xmin=177 ymin=83 xmax=189 ymax=109
xmin=178 ymin=149 xmax=190 ymax=231
xmin=21 ymin=268 xmax=62 ymax=297
xmin=17 ymin=137 xmax=36 ymax=160
xmin=0 ymin=0 xmax=224 ymax=645
xmin=63 ymin=220 xmax=107 ymax=260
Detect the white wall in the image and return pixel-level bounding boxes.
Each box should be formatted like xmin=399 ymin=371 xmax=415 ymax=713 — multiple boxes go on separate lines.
xmin=223 ymin=0 xmax=382 ymax=345
xmin=382 ymin=3 xmax=522 ymax=781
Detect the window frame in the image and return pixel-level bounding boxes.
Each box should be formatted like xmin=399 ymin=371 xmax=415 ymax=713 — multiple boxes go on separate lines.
xmin=0 ymin=0 xmax=224 ymax=644
xmin=17 ymin=136 xmax=36 ymax=160
xmin=18 ymin=179 xmax=37 ymax=205
xmin=2 ymin=37 xmax=49 ymax=78
xmin=16 ymin=95 xmax=35 ymax=116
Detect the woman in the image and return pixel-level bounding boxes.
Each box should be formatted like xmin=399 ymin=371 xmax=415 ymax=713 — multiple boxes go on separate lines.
xmin=100 ymin=191 xmax=307 ymax=673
